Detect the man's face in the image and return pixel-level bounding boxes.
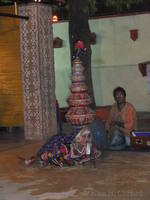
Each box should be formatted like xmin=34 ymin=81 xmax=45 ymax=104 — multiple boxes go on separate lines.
xmin=114 ymin=91 xmax=125 ymax=104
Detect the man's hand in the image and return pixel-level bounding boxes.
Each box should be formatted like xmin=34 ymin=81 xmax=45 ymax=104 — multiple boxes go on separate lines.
xmin=110 ymin=121 xmax=116 ymax=127
xmin=110 ymin=121 xmax=124 ymax=128
xmin=115 ymin=124 xmax=121 ymax=130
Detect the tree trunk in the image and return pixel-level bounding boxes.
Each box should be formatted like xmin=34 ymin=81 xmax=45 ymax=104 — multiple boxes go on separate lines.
xmin=68 ymin=0 xmax=96 ymax=109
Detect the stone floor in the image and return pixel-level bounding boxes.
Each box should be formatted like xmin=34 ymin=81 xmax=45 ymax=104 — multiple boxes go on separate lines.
xmin=0 ymin=114 xmax=150 ymax=200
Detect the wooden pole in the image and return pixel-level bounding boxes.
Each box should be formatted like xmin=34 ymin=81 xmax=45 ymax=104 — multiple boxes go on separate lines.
xmin=14 ymin=1 xmax=18 ymax=15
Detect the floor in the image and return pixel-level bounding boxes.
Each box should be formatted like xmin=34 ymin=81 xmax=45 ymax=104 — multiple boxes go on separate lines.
xmin=0 ymin=114 xmax=150 ymax=200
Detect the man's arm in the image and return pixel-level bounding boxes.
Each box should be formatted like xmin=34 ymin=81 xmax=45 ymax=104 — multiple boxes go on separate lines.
xmin=116 ymin=104 xmax=137 ymax=135
xmin=105 ymin=107 xmax=114 ymax=131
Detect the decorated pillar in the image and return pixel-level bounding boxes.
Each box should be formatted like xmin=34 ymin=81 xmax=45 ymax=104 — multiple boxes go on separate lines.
xmin=19 ymin=3 xmax=57 ymax=140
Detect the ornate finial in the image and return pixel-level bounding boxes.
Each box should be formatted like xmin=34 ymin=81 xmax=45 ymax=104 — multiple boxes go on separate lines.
xmin=73 ymin=40 xmax=86 ymax=59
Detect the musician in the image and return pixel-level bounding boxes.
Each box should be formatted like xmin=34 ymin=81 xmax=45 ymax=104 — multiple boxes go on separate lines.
xmin=105 ymin=86 xmax=137 ymax=147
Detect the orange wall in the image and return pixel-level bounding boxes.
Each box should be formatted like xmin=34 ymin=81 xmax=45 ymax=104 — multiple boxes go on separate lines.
xmin=0 ymin=6 xmax=23 ymax=126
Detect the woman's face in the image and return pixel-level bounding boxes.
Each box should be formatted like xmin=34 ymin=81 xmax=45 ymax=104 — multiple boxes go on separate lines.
xmin=114 ymin=91 xmax=126 ymax=104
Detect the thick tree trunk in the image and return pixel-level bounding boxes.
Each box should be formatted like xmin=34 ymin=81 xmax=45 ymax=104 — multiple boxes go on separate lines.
xmin=68 ymin=0 xmax=96 ymax=109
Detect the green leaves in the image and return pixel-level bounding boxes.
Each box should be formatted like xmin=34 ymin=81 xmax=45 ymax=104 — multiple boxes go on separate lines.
xmin=83 ymin=0 xmax=97 ymax=16
xmin=104 ymin=0 xmax=144 ymax=11
xmin=88 ymin=0 xmax=97 ymax=14
xmin=0 ymin=0 xmax=12 ymax=3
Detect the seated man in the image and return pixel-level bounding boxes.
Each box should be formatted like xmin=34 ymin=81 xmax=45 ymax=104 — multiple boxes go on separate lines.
xmin=105 ymin=86 xmax=137 ymax=147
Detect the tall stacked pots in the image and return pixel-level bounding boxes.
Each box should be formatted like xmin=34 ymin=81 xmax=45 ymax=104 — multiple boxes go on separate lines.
xmin=66 ymin=58 xmax=95 ymax=127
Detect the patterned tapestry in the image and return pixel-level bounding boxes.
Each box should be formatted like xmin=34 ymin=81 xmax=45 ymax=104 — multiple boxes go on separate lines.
xmin=19 ymin=3 xmax=57 ymax=140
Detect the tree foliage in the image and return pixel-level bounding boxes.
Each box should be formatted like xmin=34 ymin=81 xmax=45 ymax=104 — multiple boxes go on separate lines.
xmin=0 ymin=0 xmax=147 ymax=15
xmin=104 ymin=0 xmax=144 ymax=11
xmin=0 ymin=0 xmax=12 ymax=3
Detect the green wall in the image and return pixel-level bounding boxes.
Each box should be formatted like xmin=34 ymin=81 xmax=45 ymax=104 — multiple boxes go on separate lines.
xmin=53 ymin=22 xmax=71 ymax=108
xmin=53 ymin=13 xmax=150 ymax=111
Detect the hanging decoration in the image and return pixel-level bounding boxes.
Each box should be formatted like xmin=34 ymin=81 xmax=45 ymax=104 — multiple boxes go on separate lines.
xmin=129 ymin=29 xmax=138 ymax=41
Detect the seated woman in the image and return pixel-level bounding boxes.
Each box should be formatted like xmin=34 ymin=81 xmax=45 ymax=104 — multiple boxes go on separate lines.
xmin=105 ymin=86 xmax=137 ymax=148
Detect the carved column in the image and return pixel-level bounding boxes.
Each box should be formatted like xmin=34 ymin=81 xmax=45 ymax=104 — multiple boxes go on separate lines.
xmin=19 ymin=3 xmax=57 ymax=140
